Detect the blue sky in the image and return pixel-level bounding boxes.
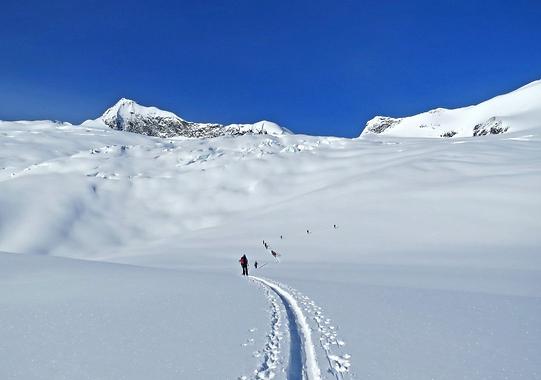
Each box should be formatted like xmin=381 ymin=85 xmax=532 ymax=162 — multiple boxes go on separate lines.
xmin=1 ymin=0 xmax=540 ymax=137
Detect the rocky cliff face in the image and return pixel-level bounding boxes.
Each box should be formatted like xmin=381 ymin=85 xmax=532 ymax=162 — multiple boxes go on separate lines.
xmin=472 ymin=117 xmax=509 ymax=137
xmin=363 ymin=116 xmax=401 ymax=134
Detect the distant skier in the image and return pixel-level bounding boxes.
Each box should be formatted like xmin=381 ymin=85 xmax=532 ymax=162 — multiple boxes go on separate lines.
xmin=307 ymin=229 xmax=310 ymax=234
xmin=271 ymin=250 xmax=277 ymax=259
xmin=333 ymin=224 xmax=337 ymax=229
xmin=239 ymin=254 xmax=249 ymax=276
xmin=280 ymin=235 xmax=283 ymax=239
xmin=254 ymin=261 xmax=258 ymax=269
xmin=263 ymin=240 xmax=268 ymax=249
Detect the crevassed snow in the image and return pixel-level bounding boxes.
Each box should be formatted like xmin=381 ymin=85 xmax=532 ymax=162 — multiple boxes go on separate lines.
xmin=361 ymin=79 xmax=541 ymax=138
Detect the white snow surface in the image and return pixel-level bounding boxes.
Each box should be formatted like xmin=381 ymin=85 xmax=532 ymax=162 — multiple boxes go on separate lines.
xmin=1 ymin=96 xmax=541 ymax=379
xmin=361 ymin=79 xmax=541 ymax=138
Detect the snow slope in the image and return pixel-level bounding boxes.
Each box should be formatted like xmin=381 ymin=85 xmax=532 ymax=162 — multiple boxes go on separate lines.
xmin=86 ymin=98 xmax=288 ymax=138
xmin=360 ymin=79 xmax=541 ymax=138
xmin=1 ymin=92 xmax=541 ymax=379
xmin=0 ymin=251 xmax=269 ymax=379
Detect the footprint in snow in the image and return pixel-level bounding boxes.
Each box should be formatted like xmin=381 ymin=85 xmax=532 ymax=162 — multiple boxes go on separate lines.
xmin=242 ymin=338 xmax=255 ymax=347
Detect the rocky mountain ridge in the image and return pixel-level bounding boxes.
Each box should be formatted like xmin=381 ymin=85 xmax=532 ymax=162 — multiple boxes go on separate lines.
xmin=94 ymin=98 xmax=288 ymax=138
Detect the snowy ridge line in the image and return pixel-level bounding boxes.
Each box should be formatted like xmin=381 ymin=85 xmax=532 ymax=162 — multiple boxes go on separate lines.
xmin=250 ymin=276 xmax=322 ymax=380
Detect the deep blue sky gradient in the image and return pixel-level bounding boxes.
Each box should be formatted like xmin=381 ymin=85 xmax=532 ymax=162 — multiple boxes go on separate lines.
xmin=1 ymin=0 xmax=540 ymax=137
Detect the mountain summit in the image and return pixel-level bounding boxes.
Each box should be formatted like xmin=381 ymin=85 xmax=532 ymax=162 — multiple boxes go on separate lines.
xmin=97 ymin=98 xmax=288 ymax=138
xmin=360 ymin=79 xmax=541 ymax=138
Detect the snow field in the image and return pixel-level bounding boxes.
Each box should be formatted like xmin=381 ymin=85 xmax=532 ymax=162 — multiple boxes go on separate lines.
xmin=0 ymin=252 xmax=269 ymax=380
xmin=1 ymin=102 xmax=540 ymax=379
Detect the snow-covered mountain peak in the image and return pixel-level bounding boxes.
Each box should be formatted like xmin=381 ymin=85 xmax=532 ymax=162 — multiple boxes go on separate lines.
xmin=107 ymin=98 xmax=139 ymax=114
xmin=97 ymin=98 xmax=288 ymax=138
xmin=112 ymin=97 xmax=135 ymax=106
xmin=360 ymin=79 xmax=541 ymax=138
xmin=101 ymin=98 xmax=183 ymax=125
xmin=117 ymin=97 xmax=135 ymax=104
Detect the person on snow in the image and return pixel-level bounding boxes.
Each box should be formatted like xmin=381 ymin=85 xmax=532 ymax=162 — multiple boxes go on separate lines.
xmin=254 ymin=261 xmax=258 ymax=269
xmin=239 ymin=254 xmax=249 ymax=276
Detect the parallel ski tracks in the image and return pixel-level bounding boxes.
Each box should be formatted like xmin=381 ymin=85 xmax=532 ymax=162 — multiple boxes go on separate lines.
xmin=251 ymin=276 xmax=322 ymax=380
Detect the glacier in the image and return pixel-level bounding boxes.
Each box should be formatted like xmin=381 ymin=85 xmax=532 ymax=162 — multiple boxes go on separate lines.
xmin=1 ymin=80 xmax=540 ymax=379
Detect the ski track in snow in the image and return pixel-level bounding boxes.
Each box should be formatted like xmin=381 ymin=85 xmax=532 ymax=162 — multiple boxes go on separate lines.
xmin=242 ymin=286 xmax=283 ymax=380
xmin=249 ymin=277 xmax=353 ymax=380
xmin=284 ymin=286 xmax=352 ymax=379
xmin=250 ymin=276 xmax=323 ymax=380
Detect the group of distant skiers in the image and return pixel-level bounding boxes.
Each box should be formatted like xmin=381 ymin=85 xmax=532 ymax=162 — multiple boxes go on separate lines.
xmin=239 ymin=224 xmax=338 ymax=276
xmin=263 ymin=240 xmax=279 ymax=259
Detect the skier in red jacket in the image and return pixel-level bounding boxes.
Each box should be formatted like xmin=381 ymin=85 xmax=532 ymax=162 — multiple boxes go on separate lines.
xmin=239 ymin=254 xmax=249 ymax=276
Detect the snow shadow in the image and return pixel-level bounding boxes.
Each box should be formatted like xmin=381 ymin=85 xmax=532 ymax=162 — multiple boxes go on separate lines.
xmin=275 ymin=290 xmax=303 ymax=380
